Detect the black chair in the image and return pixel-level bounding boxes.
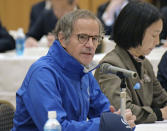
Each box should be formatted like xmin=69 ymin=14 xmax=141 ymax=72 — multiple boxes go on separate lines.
xmin=0 ymin=100 xmax=15 ymax=131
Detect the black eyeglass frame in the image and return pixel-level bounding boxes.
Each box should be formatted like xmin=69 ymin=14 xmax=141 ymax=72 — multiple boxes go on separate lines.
xmin=73 ymin=33 xmax=103 ymax=45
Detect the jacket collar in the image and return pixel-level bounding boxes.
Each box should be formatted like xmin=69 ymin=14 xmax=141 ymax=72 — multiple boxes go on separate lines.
xmin=114 ymin=45 xmax=141 ymax=72
xmin=47 ymin=40 xmax=86 ymax=78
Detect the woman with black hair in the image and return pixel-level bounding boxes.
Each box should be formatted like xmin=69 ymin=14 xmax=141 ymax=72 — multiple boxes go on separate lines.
xmin=95 ymin=1 xmax=167 ymax=124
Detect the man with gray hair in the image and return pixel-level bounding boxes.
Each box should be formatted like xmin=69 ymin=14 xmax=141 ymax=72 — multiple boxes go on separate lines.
xmin=12 ymin=9 xmax=135 ymax=131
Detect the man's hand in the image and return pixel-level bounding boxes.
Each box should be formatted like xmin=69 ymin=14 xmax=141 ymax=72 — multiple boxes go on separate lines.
xmin=110 ymin=106 xmax=136 ymax=128
xmin=110 ymin=105 xmax=116 ymax=113
xmin=25 ymin=37 xmax=38 ymax=48
xmin=125 ymin=109 xmax=136 ymax=128
xmin=161 ymin=106 xmax=167 ymax=119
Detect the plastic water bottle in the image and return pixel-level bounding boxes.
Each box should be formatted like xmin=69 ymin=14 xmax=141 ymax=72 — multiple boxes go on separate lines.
xmin=44 ymin=111 xmax=61 ymax=131
xmin=16 ymin=28 xmax=25 ymax=56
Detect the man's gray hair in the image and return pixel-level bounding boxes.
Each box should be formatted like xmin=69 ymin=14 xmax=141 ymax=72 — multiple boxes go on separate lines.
xmin=54 ymin=9 xmax=104 ymax=41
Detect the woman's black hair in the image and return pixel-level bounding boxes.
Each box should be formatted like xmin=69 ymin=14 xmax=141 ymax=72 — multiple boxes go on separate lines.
xmin=112 ymin=0 xmax=162 ymax=50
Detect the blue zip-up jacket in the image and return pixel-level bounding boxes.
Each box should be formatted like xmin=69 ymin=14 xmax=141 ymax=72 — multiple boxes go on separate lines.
xmin=12 ymin=40 xmax=111 ymax=131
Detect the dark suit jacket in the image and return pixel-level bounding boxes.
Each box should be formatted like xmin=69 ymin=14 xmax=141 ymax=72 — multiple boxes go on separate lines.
xmin=160 ymin=0 xmax=167 ymax=8
xmin=26 ymin=9 xmax=58 ymax=41
xmin=97 ymin=0 xmax=131 ymax=36
xmin=160 ymin=7 xmax=167 ymax=40
xmin=99 ymin=112 xmax=132 ymax=131
xmin=29 ymin=0 xmax=46 ymax=31
xmin=0 ymin=21 xmax=15 ymax=52
xmin=157 ymin=51 xmax=167 ymax=91
xmin=97 ymin=1 xmax=112 ymax=35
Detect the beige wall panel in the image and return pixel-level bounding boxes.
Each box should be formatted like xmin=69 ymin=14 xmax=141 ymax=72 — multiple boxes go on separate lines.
xmin=91 ymin=0 xmax=108 ymax=14
xmin=78 ymin=0 xmax=108 ymax=14
xmin=77 ymin=0 xmax=90 ymax=10
xmin=0 ymin=0 xmax=42 ymax=32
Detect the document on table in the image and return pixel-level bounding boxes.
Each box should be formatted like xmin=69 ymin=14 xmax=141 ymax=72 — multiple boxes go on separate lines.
xmin=135 ymin=120 xmax=167 ymax=131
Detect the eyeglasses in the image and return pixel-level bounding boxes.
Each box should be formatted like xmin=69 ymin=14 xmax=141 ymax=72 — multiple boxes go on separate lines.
xmin=73 ymin=33 xmax=103 ymax=45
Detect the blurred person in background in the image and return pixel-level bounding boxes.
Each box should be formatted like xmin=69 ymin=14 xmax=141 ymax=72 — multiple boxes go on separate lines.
xmin=157 ymin=51 xmax=167 ymax=91
xmin=151 ymin=0 xmax=167 ymax=9
xmin=97 ymin=0 xmax=151 ymax=36
xmin=159 ymin=0 xmax=167 ymax=8
xmin=28 ymin=0 xmax=52 ymax=31
xmin=12 ymin=9 xmax=136 ymax=131
xmin=97 ymin=0 xmax=129 ymax=36
xmin=95 ymin=1 xmax=167 ymax=124
xmin=25 ymin=0 xmax=77 ymax=48
xmin=0 ymin=21 xmax=15 ymax=52
xmin=159 ymin=6 xmax=167 ymax=47
xmin=147 ymin=0 xmax=167 ymax=47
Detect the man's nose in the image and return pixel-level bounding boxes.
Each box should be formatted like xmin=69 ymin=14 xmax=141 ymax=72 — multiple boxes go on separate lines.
xmin=85 ymin=37 xmax=94 ymax=47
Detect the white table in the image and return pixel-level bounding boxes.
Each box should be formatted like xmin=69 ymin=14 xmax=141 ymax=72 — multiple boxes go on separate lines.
xmin=0 ymin=47 xmax=48 ymax=106
xmin=145 ymin=47 xmax=167 ymax=75
xmin=135 ymin=120 xmax=167 ymax=131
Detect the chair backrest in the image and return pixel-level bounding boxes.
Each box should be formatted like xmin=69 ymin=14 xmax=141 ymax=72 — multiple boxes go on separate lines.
xmin=0 ymin=100 xmax=15 ymax=131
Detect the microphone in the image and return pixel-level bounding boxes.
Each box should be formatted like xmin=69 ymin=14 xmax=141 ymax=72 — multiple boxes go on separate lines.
xmin=100 ymin=63 xmax=137 ymax=79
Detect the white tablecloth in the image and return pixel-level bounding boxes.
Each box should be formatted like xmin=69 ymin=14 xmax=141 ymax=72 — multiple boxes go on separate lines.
xmin=135 ymin=120 xmax=167 ymax=131
xmin=145 ymin=47 xmax=167 ymax=75
xmin=0 ymin=47 xmax=48 ymax=106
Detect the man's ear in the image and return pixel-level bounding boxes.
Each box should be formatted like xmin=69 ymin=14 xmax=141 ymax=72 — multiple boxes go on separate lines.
xmin=58 ymin=32 xmax=66 ymax=48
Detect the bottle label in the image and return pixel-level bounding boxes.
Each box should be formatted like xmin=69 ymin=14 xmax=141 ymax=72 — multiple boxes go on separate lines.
xmin=44 ymin=126 xmax=61 ymax=131
xmin=16 ymin=38 xmax=25 ymax=56
xmin=44 ymin=129 xmax=61 ymax=131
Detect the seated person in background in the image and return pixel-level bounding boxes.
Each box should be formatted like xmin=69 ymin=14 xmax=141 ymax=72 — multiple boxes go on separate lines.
xmin=157 ymin=51 xmax=167 ymax=91
xmin=159 ymin=7 xmax=167 ymax=47
xmin=155 ymin=0 xmax=167 ymax=9
xmin=28 ymin=0 xmax=52 ymax=31
xmin=97 ymin=0 xmax=129 ymax=35
xmin=97 ymin=0 xmax=149 ymax=36
xmin=0 ymin=21 xmax=15 ymax=52
xmin=12 ymin=9 xmax=136 ymax=131
xmin=94 ymin=1 xmax=167 ymax=124
xmin=25 ymin=0 xmax=77 ymax=47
